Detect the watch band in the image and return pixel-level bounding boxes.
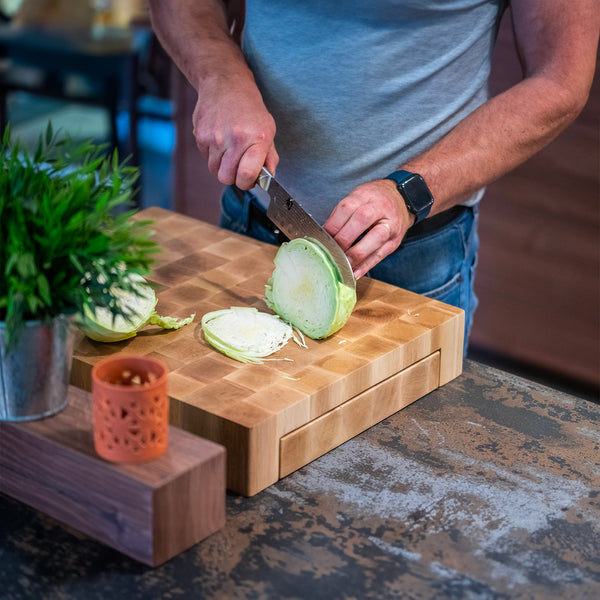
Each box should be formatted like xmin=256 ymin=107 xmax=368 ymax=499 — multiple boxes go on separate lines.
xmin=384 ymin=170 xmax=434 ymax=225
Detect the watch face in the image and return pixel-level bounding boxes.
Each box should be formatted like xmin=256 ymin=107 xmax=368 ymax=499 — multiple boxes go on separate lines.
xmin=400 ymin=174 xmax=434 ymax=217
xmin=385 ymin=170 xmax=434 ymax=223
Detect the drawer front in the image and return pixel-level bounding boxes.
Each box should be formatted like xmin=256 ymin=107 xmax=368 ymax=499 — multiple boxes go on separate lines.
xmin=279 ymin=351 xmax=440 ymax=477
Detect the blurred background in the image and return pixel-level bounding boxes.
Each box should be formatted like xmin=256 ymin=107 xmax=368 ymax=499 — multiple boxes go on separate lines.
xmin=1 ymin=1 xmax=597 ymax=401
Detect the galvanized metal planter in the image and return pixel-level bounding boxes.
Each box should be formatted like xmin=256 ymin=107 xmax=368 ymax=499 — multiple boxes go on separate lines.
xmin=0 ymin=314 xmax=75 ymax=421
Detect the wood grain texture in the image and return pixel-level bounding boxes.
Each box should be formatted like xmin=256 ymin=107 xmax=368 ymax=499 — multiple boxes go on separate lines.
xmin=71 ymin=208 xmax=464 ymax=495
xmin=471 ymin=10 xmax=600 ymax=386
xmin=279 ymin=351 xmax=440 ymax=477
xmin=0 ymin=386 xmax=226 ymax=566
xmin=2 ymin=361 xmax=599 ymax=599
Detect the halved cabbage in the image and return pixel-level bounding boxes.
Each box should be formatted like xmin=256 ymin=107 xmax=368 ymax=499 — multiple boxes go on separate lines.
xmin=201 ymin=307 xmax=304 ymax=363
xmin=76 ymin=274 xmax=194 ymax=342
xmin=264 ymin=237 xmax=356 ymax=339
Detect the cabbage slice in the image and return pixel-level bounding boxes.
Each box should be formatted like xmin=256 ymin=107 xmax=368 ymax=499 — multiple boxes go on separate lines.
xmin=76 ymin=274 xmax=194 ymax=342
xmin=201 ymin=307 xmax=304 ymax=363
xmin=265 ymin=237 xmax=357 ymax=339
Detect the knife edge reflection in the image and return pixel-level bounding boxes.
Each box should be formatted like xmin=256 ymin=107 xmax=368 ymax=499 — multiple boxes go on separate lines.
xmin=257 ymin=167 xmax=356 ymax=290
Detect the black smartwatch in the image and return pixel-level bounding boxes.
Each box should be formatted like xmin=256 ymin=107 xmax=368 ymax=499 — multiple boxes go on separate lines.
xmin=384 ymin=170 xmax=434 ymax=225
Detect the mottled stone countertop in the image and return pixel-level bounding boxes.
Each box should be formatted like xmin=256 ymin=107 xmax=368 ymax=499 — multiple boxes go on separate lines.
xmin=1 ymin=360 xmax=599 ymax=599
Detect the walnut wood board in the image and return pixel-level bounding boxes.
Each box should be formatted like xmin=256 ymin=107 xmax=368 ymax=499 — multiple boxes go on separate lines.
xmin=71 ymin=208 xmax=464 ymax=496
xmin=0 ymin=386 xmax=226 ymax=567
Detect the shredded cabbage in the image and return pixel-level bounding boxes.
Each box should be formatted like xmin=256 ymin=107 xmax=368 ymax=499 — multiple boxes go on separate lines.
xmin=76 ymin=273 xmax=195 ymax=342
xmin=201 ymin=307 xmax=304 ymax=363
xmin=265 ymin=237 xmax=356 ymax=339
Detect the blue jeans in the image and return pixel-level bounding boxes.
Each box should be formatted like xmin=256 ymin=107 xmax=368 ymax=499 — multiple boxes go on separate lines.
xmin=220 ymin=185 xmax=479 ymax=352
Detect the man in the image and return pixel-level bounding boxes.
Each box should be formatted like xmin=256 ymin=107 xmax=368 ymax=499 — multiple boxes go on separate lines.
xmin=148 ymin=0 xmax=598 ymax=346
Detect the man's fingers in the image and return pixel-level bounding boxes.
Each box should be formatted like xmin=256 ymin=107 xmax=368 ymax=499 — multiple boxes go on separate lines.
xmin=235 ymin=144 xmax=270 ymax=189
xmin=346 ymin=221 xmax=400 ymax=279
xmin=264 ymin=145 xmax=279 ymax=176
xmin=207 ymin=145 xmax=224 ymax=178
xmin=351 ymin=243 xmax=401 ymax=280
xmin=192 ymin=90 xmax=277 ymax=188
xmin=216 ymin=148 xmax=239 ymax=186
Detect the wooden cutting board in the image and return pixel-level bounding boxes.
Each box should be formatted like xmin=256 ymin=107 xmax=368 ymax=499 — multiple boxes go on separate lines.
xmin=71 ymin=207 xmax=464 ymax=496
xmin=0 ymin=385 xmax=226 ymax=566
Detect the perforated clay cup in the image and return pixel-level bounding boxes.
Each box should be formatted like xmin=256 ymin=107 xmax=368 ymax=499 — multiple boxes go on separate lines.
xmin=92 ymin=356 xmax=169 ymax=463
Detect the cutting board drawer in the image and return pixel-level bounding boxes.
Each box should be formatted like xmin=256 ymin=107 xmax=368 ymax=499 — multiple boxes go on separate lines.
xmin=279 ymin=351 xmax=440 ymax=477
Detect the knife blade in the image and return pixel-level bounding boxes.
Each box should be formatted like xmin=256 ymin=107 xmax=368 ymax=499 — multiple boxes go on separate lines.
xmin=257 ymin=167 xmax=356 ymax=290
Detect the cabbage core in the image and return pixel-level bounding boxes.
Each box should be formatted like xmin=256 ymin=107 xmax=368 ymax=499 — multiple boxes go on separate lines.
xmin=265 ymin=237 xmax=356 ymax=339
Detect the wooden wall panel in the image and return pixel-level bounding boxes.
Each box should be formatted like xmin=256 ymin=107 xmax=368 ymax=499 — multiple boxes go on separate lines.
xmin=470 ymin=12 xmax=600 ymax=387
xmin=172 ymin=73 xmax=223 ymax=225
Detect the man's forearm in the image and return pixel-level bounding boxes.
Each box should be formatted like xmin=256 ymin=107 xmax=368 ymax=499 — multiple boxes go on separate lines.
xmin=148 ymin=0 xmax=278 ymax=187
xmin=404 ymin=0 xmax=598 ymax=216
xmin=405 ymin=75 xmax=590 ymax=215
xmin=147 ymin=0 xmax=253 ymax=93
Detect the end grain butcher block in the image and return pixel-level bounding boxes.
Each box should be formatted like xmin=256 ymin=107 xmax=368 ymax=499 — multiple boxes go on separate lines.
xmin=71 ymin=208 xmax=464 ymax=496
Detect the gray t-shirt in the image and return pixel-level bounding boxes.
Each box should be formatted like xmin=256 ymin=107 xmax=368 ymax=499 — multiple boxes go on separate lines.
xmin=243 ymin=0 xmax=506 ymax=223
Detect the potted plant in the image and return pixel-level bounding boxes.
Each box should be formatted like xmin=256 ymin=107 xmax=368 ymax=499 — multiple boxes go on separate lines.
xmin=0 ymin=122 xmax=157 ymax=421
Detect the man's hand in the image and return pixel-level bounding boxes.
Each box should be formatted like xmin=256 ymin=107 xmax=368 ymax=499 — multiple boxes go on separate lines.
xmin=192 ymin=79 xmax=278 ymax=190
xmin=324 ymin=179 xmax=416 ymax=280
xmin=148 ymin=0 xmax=279 ymax=189
xmin=325 ymin=0 xmax=598 ymax=280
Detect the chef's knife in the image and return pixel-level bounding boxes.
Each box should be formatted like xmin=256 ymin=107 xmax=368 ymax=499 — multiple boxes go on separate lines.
xmin=257 ymin=167 xmax=356 ymax=290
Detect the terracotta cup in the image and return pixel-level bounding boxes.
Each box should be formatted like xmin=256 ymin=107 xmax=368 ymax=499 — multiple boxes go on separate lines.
xmin=92 ymin=355 xmax=169 ymax=463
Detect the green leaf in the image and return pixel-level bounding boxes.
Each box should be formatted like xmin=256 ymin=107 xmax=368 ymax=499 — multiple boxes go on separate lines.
xmin=4 ymin=253 xmax=18 ymax=276
xmin=45 ymin=121 xmax=53 ymax=146
xmin=37 ymin=273 xmax=51 ymax=306
xmin=16 ymin=253 xmax=37 ymax=278
xmin=0 ymin=120 xmax=159 ymax=348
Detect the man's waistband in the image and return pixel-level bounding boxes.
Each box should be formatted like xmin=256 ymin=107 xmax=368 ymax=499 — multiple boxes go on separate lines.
xmin=405 ymin=204 xmax=471 ymax=238
xmin=239 ymin=186 xmax=471 ymax=243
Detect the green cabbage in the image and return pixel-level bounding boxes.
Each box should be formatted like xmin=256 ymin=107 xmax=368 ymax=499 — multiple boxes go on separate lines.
xmin=76 ymin=273 xmax=194 ymax=342
xmin=201 ymin=307 xmax=305 ymax=363
xmin=265 ymin=237 xmax=357 ymax=339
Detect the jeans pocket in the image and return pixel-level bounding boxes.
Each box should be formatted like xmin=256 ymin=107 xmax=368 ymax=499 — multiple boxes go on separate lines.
xmin=371 ymin=222 xmax=466 ymax=296
xmin=220 ymin=186 xmax=247 ymax=234
xmin=425 ymin=270 xmax=463 ymax=307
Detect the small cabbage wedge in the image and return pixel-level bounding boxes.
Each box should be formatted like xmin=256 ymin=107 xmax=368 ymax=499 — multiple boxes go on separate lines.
xmin=265 ymin=237 xmax=357 ymax=339
xmin=201 ymin=307 xmax=301 ymax=363
xmin=76 ymin=273 xmax=195 ymax=342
